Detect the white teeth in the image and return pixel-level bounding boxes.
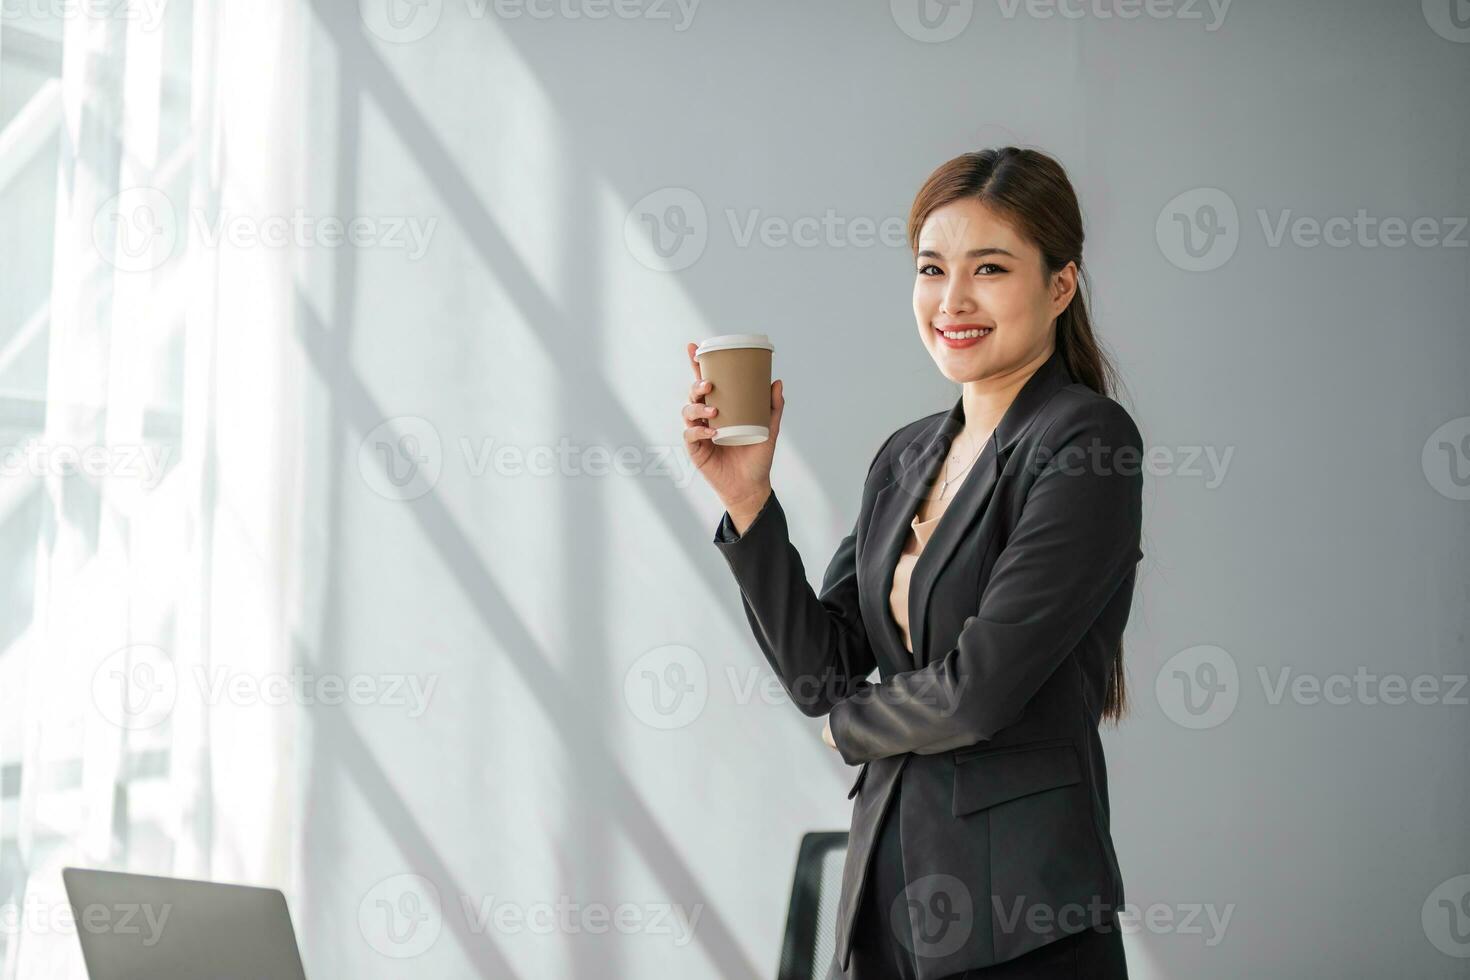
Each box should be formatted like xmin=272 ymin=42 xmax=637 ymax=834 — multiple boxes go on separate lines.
xmin=940 ymin=327 xmax=993 ymax=339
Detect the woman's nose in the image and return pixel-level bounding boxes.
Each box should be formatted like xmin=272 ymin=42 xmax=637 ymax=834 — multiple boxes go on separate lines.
xmin=942 ymin=284 xmax=975 ymax=316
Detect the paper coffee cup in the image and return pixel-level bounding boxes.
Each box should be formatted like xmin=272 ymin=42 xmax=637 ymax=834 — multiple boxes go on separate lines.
xmin=693 ymin=333 xmax=775 ymax=446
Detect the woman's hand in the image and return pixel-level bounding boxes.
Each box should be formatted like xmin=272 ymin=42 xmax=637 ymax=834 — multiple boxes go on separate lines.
xmin=682 ymin=342 xmax=783 ymax=523
xmin=822 ymin=717 xmax=837 ymax=750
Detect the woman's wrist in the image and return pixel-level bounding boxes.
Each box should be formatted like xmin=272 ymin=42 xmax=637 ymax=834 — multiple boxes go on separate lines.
xmin=724 ymin=484 xmax=773 ymax=535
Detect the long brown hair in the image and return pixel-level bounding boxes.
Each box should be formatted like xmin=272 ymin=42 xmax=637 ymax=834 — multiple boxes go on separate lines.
xmin=907 ymin=146 xmax=1132 ymax=725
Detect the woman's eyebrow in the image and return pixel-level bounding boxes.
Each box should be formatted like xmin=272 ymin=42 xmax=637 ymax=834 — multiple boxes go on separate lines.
xmin=916 ymin=247 xmax=1017 ymax=260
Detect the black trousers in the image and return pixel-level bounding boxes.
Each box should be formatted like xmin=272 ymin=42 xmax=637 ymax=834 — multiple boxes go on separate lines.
xmin=841 ymin=784 xmax=1129 ymax=980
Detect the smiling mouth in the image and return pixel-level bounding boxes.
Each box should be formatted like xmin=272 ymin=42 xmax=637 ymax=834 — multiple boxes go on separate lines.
xmin=935 ymin=325 xmax=994 ymax=340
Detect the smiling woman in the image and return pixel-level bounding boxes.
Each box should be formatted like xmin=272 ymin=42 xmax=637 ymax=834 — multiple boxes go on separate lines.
xmin=686 ymin=146 xmax=1141 ymax=979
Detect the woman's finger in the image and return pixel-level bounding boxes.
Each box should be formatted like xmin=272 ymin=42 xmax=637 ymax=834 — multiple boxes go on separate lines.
xmin=683 ymin=401 xmax=717 ymax=423
xmin=683 ymin=424 xmax=717 ymax=444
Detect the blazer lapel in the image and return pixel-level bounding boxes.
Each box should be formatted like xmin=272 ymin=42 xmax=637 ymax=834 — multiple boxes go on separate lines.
xmin=906 ymin=427 xmax=1001 ymax=661
xmin=865 ymin=346 xmax=1076 ymax=669
xmin=864 ymin=398 xmax=966 ymax=671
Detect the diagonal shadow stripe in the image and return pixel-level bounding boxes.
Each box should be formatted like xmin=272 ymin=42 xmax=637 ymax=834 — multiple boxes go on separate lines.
xmin=296 ymin=295 xmax=763 ymax=980
xmin=300 ymin=668 xmax=523 ymax=978
xmin=303 ymin=0 xmax=805 ymax=632
xmin=295 ymin=48 xmax=516 ymax=979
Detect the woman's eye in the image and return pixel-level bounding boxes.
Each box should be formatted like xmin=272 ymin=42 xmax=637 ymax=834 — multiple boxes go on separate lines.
xmin=911 ymin=260 xmax=1005 ymax=276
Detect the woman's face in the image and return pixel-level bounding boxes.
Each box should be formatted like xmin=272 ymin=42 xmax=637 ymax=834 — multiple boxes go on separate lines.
xmin=913 ymin=197 xmax=1076 ymax=384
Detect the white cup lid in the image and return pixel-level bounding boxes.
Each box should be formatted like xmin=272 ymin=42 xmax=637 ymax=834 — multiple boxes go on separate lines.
xmin=694 ymin=333 xmax=774 ymax=357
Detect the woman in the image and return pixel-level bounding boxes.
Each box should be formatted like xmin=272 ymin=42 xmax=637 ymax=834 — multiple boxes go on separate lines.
xmin=682 ymin=147 xmax=1141 ymax=979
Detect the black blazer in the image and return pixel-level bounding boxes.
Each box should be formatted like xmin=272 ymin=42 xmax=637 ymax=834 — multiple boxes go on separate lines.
xmin=712 ymin=345 xmax=1143 ymax=978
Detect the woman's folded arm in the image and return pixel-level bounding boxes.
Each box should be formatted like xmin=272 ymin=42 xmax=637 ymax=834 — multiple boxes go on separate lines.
xmin=826 ymin=404 xmax=1144 ymax=763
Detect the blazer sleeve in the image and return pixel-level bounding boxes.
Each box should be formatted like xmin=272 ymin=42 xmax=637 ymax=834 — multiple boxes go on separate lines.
xmin=711 ymin=429 xmax=901 ymax=718
xmin=826 ymin=402 xmax=1144 ymax=764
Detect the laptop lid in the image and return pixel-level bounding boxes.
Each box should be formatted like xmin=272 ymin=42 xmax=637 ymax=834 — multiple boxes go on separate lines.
xmin=62 ymin=867 xmax=308 ymax=980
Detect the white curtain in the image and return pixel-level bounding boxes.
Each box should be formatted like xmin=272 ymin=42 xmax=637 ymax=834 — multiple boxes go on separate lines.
xmin=0 ymin=2 xmax=306 ymax=975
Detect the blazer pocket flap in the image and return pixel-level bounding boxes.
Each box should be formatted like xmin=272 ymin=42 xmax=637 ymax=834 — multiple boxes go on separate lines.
xmin=952 ymin=742 xmax=1081 ymax=817
xmin=847 ymin=762 xmax=870 ymax=799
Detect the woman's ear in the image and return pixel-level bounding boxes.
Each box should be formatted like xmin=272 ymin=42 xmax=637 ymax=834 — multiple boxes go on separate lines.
xmin=1050 ymin=261 xmax=1079 ymax=317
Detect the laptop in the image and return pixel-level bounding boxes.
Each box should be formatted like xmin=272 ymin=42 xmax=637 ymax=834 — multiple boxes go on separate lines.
xmin=62 ymin=867 xmax=308 ymax=980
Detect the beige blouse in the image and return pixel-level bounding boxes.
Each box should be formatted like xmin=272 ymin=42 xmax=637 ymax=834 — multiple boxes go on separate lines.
xmin=888 ymin=494 xmax=951 ymax=654
xmin=888 ymin=433 xmax=990 ymax=653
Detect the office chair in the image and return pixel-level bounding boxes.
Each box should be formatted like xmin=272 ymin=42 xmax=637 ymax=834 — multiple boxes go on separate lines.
xmin=776 ymin=831 xmax=848 ymax=980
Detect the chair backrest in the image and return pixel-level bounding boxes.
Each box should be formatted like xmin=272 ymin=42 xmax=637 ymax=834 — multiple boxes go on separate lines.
xmin=776 ymin=831 xmax=848 ymax=980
